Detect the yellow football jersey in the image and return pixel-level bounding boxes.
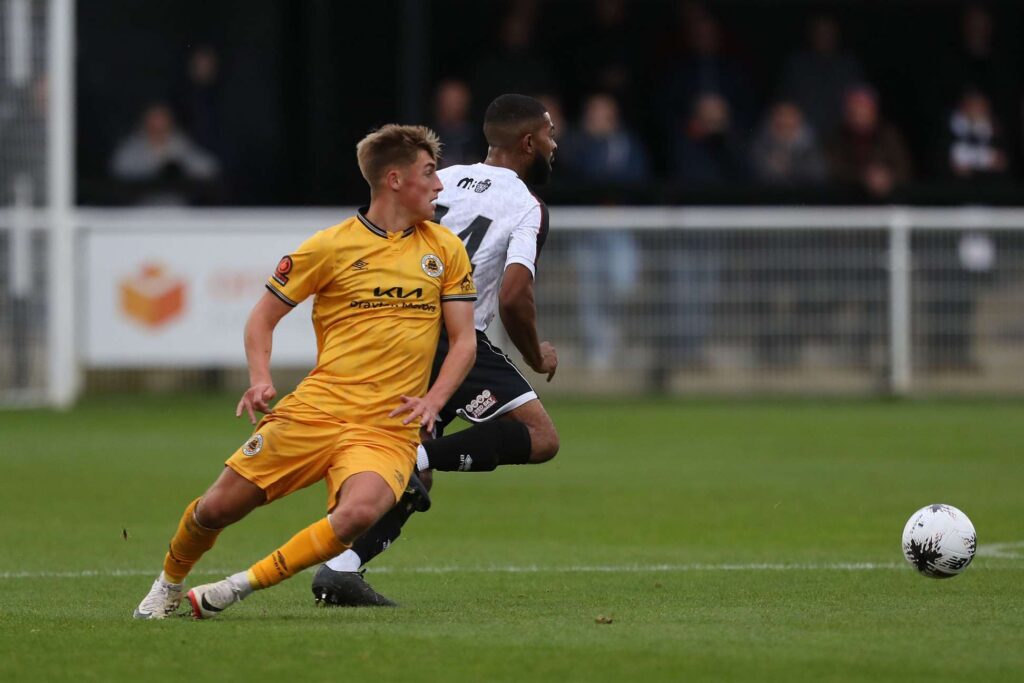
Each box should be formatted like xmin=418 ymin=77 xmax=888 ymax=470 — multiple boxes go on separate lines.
xmin=265 ymin=208 xmax=476 ymax=436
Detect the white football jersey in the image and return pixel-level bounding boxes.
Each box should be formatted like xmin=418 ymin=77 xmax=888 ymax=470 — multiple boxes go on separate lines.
xmin=434 ymin=163 xmax=549 ymax=331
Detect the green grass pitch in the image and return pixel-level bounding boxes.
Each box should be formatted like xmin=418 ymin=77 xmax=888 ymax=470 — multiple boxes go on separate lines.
xmin=1 ymin=395 xmax=1022 ymax=682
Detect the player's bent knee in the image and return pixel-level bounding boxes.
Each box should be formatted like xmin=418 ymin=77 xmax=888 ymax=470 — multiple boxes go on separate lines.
xmin=329 ymin=503 xmax=384 ymax=542
xmin=196 ymin=468 xmax=266 ymax=528
xmin=195 ymin=495 xmax=244 ymax=529
xmin=528 ymin=426 xmax=560 ymax=464
xmin=510 ymin=402 xmax=559 ymax=464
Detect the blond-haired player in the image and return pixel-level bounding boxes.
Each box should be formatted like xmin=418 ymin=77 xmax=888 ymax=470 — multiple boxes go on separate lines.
xmin=133 ymin=124 xmax=477 ymax=619
xmin=314 ymin=94 xmax=561 ymax=606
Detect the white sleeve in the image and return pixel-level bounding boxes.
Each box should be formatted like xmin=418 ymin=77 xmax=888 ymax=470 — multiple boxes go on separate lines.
xmin=504 ymin=202 xmax=542 ymax=277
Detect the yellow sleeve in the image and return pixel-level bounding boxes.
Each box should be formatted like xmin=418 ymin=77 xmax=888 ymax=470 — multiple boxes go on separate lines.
xmin=441 ymin=237 xmax=477 ymax=302
xmin=265 ymin=231 xmax=333 ymax=307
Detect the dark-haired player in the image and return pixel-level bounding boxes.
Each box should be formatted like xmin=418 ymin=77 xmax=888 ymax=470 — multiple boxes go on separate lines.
xmin=313 ymin=94 xmax=560 ymax=606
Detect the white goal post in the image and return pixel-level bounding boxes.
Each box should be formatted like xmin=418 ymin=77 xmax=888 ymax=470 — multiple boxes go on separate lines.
xmin=47 ymin=0 xmax=75 ymax=407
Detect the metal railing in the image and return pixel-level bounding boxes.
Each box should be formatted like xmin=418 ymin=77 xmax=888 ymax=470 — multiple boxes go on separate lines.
xmin=6 ymin=205 xmax=1023 ymax=404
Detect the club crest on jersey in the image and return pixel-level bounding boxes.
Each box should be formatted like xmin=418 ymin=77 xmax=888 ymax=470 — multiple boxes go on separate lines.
xmin=242 ymin=433 xmax=264 ymax=457
xmin=473 ymin=179 xmax=492 ymax=193
xmin=421 ymin=254 xmax=444 ymax=278
xmin=465 ymin=389 xmax=497 ymax=418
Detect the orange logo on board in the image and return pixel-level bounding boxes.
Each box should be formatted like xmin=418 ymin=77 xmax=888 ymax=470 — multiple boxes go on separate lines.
xmin=120 ymin=263 xmax=186 ymax=328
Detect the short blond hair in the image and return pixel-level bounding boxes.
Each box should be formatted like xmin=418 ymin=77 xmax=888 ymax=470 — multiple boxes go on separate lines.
xmin=356 ymin=124 xmax=442 ymax=188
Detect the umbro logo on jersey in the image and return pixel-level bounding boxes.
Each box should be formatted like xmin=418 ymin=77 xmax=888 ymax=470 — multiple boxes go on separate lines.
xmin=351 ymin=260 xmax=368 ymax=271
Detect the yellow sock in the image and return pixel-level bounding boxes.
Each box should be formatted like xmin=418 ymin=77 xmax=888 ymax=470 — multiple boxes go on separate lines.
xmin=162 ymin=498 xmax=221 ymax=584
xmin=247 ymin=517 xmax=348 ymax=590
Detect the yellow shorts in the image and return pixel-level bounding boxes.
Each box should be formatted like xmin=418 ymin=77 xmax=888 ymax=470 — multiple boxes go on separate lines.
xmin=225 ymin=394 xmax=417 ymax=510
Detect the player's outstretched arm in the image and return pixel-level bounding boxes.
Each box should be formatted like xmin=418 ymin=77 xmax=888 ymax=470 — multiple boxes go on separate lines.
xmin=391 ymin=300 xmax=476 ymax=432
xmin=236 ymin=291 xmax=293 ymax=424
xmin=498 ymin=263 xmax=557 ymax=381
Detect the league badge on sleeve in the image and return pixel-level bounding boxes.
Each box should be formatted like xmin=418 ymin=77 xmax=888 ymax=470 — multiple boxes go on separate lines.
xmin=273 ymin=256 xmax=293 ymax=286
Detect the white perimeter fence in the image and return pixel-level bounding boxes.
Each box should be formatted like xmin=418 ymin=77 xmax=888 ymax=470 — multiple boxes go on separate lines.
xmin=2 ymin=205 xmax=1024 ymax=406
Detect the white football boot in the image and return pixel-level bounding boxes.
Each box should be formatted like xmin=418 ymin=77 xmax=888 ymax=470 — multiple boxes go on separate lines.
xmin=187 ymin=578 xmax=245 ymax=619
xmin=133 ymin=573 xmax=184 ymax=620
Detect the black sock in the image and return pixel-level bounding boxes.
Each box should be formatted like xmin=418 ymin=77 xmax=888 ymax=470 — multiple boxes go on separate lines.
xmin=350 ymin=491 xmax=419 ymax=566
xmin=425 ymin=420 xmax=532 ymax=472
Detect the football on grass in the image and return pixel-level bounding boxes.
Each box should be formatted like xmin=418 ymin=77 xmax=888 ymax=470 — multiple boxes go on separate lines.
xmin=901 ymin=504 xmax=977 ymax=578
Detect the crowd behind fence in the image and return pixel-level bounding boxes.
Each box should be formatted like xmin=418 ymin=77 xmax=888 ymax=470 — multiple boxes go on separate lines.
xmin=72 ymin=1 xmax=1024 ymax=206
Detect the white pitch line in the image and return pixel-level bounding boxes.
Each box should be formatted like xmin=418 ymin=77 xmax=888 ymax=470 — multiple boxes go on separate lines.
xmin=2 ymin=549 xmax=1020 ymax=581
xmin=0 ymin=562 xmax=941 ymax=580
xmin=976 ymin=541 xmax=1024 ymax=559
xmin=378 ymin=562 xmax=908 ymax=573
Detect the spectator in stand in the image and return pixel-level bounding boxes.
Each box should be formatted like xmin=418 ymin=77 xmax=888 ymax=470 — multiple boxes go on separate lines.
xmin=562 ymin=93 xmax=650 ymax=185
xmin=561 ymin=93 xmax=647 ymax=370
xmin=672 ymin=93 xmax=747 ymax=186
xmin=748 ymin=102 xmax=826 ymax=368
xmin=750 ymin=101 xmax=827 ymax=187
xmin=661 ymin=85 xmax=732 ymax=385
xmin=564 ymin=0 xmax=639 ymax=110
xmin=778 ymin=15 xmax=865 ymax=140
xmin=658 ymin=4 xmax=755 ymax=144
xmin=825 ymin=86 xmax=910 ymax=366
xmin=950 ymin=5 xmax=1016 ymax=125
xmin=916 ymin=3 xmax=1018 ymax=178
xmin=944 ymin=89 xmax=1010 ymax=180
xmin=110 ymin=102 xmax=221 ymax=206
xmin=432 ymin=79 xmax=482 ymax=168
xmin=928 ymin=87 xmax=1005 ymax=372
xmin=472 ymin=7 xmax=557 ymax=118
xmin=955 ymin=4 xmax=997 ymax=84
xmin=174 ymin=46 xmax=224 ymax=165
xmin=826 ymin=85 xmax=912 ymax=199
